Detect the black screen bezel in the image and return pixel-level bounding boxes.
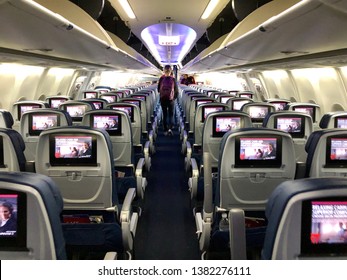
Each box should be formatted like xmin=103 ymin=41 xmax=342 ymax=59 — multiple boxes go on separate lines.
xmin=274 ymin=115 xmax=305 ymax=138
xmin=212 ymin=116 xmax=241 ymax=137
xmin=84 ymin=91 xmax=98 ymax=99
xmin=49 ymin=133 xmax=97 ymax=166
xmin=17 ymin=104 xmax=41 ymax=121
xmin=0 ymin=190 xmax=27 ymax=250
xmin=293 ymin=106 xmax=316 ymax=122
xmin=110 ymin=105 xmax=134 ymax=122
xmin=234 ymin=135 xmax=282 ymax=168
xmin=201 ymin=106 xmax=225 ymax=122
xmin=325 ymin=135 xmax=347 ymax=168
xmin=49 ymin=98 xmax=68 ymax=109
xmin=64 ymin=104 xmax=88 ymax=122
xmin=301 ymin=197 xmax=347 ymax=256
xmin=248 ymin=105 xmax=270 ymax=122
xmin=28 ymin=113 xmax=61 ymax=136
xmin=91 ymin=114 xmax=122 ymax=136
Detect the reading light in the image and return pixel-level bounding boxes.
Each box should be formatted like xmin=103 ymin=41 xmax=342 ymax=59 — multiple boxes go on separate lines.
xmin=201 ymin=0 xmax=219 ymax=20
xmin=118 ymin=0 xmax=136 ymax=19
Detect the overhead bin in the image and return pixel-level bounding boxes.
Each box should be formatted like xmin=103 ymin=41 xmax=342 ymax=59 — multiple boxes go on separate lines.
xmin=0 ymin=0 xmax=159 ymax=74
xmin=182 ymin=0 xmax=347 ymax=73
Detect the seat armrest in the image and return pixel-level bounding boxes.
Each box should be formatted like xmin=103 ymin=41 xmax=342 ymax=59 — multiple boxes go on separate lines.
xmin=184 ymin=141 xmax=192 ymax=170
xmin=229 ymin=209 xmax=247 ymax=260
xmin=143 ymin=141 xmax=152 ymax=171
xmin=135 ymin=158 xmax=147 ymax=199
xmin=188 ymin=158 xmax=199 ymax=199
xmin=104 ymin=252 xmax=117 ymax=260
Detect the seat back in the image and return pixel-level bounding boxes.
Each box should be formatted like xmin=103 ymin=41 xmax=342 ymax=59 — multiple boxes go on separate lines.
xmin=203 ymin=111 xmax=253 ymax=170
xmin=305 ymin=128 xmax=347 ymax=178
xmin=262 ymin=177 xmax=347 ymax=260
xmin=193 ymin=103 xmax=228 ymax=145
xmin=263 ymin=111 xmax=313 ymax=162
xmin=0 ymin=109 xmax=14 ymax=128
xmin=266 ymin=98 xmax=290 ymax=111
xmin=82 ymin=98 xmax=108 ymax=110
xmin=319 ymin=111 xmax=347 ymax=129
xmin=0 ymin=128 xmax=26 ymax=172
xmin=99 ymin=93 xmax=120 ymax=103
xmin=0 ymin=172 xmax=66 ymax=260
xmin=217 ymin=128 xmax=296 ymax=210
xmin=107 ymin=102 xmax=142 ymax=146
xmin=35 ymin=126 xmax=119 ymax=210
xmin=120 ymin=98 xmax=148 ymax=135
xmin=81 ymin=109 xmax=133 ymax=168
xmin=12 ymin=101 xmax=49 ymax=131
xmin=237 ymin=91 xmax=255 ymax=100
xmin=45 ymin=96 xmax=71 ymax=109
xmin=58 ymin=100 xmax=94 ymax=125
xmin=188 ymin=97 xmax=215 ymax=132
xmin=20 ymin=109 xmax=72 ymax=162
xmin=226 ymin=97 xmax=253 ymax=111
xmin=241 ymin=102 xmax=276 ymax=127
xmin=285 ymin=102 xmax=321 ymax=130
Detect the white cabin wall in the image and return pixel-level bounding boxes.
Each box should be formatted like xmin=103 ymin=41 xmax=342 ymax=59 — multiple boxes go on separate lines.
xmin=290 ymin=68 xmax=346 ymax=113
xmin=259 ymin=70 xmax=298 ymax=102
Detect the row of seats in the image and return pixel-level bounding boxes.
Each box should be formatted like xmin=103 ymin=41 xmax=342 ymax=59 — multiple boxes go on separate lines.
xmin=177 ymin=86 xmax=347 ymax=259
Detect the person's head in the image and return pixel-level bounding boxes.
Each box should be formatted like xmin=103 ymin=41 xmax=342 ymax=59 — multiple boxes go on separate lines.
xmin=268 ymin=143 xmax=274 ymax=151
xmin=163 ymin=65 xmax=172 ymax=75
xmin=0 ymin=202 xmax=13 ymax=220
xmin=83 ymin=142 xmax=90 ymax=150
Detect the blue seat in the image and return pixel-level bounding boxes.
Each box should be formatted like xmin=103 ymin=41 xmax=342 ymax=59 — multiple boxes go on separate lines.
xmin=262 ymin=177 xmax=347 ymax=259
xmin=0 ymin=109 xmax=14 ymax=128
xmin=319 ymin=111 xmax=347 ymax=129
xmin=0 ymin=172 xmax=66 ymax=259
xmin=35 ymin=126 xmax=139 ymax=259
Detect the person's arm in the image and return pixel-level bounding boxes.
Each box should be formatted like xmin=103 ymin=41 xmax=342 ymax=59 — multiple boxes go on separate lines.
xmin=173 ymin=78 xmax=178 ymax=99
xmin=157 ymin=76 xmax=163 ymax=92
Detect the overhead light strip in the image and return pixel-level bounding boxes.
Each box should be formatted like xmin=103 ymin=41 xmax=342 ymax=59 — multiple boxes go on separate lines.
xmin=201 ymin=0 xmax=220 ymax=20
xmin=118 ymin=0 xmax=136 ymax=19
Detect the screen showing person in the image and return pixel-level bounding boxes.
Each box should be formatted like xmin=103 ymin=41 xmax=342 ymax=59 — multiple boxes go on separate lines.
xmin=213 ymin=116 xmax=241 ymax=137
xmin=29 ymin=114 xmax=59 ymax=136
xmin=325 ymin=137 xmax=347 ymax=168
xmin=84 ymin=92 xmax=97 ymax=99
xmin=301 ymin=198 xmax=347 ymax=256
xmin=294 ymin=106 xmax=315 ymax=121
xmin=248 ymin=106 xmax=269 ymax=121
xmin=111 ymin=106 xmax=134 ymax=122
xmin=0 ymin=195 xmax=18 ymax=236
xmin=65 ymin=105 xmax=87 ymax=119
xmin=92 ymin=102 xmax=103 ymax=110
xmin=232 ymin=100 xmax=250 ymax=110
xmin=202 ymin=106 xmax=224 ymax=121
xmin=335 ymin=117 xmax=347 ymax=128
xmin=275 ymin=116 xmax=304 ymax=137
xmin=101 ymin=95 xmax=116 ymax=103
xmin=235 ymin=136 xmax=282 ymax=168
xmin=50 ymin=98 xmax=67 ymax=109
xmin=18 ymin=104 xmax=41 ymax=120
xmin=123 ymin=100 xmax=141 ymax=108
xmin=49 ymin=134 xmax=97 ymax=166
xmin=272 ymin=102 xmax=287 ymax=111
xmin=91 ymin=115 xmax=121 ymax=136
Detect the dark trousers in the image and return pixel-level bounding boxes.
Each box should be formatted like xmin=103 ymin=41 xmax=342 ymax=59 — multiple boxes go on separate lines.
xmin=161 ymin=99 xmax=175 ymax=131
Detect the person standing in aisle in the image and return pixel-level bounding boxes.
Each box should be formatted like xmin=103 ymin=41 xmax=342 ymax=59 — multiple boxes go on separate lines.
xmin=157 ymin=65 xmax=178 ymax=136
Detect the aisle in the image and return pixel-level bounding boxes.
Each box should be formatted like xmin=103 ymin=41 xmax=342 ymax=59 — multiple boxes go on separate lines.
xmin=134 ymin=126 xmax=200 ymax=260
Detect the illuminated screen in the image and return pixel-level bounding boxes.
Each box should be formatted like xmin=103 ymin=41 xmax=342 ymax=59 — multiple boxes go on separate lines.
xmin=271 ymin=102 xmax=287 ymax=111
xmin=212 ymin=116 xmax=241 ymax=137
xmin=275 ymin=116 xmax=305 ymax=138
xmin=202 ymin=106 xmax=224 ymax=122
xmin=111 ymin=105 xmax=134 ymax=122
xmin=91 ymin=114 xmax=121 ymax=136
xmin=301 ymin=198 xmax=347 ymax=256
xmin=248 ymin=106 xmax=269 ymax=122
xmin=29 ymin=114 xmax=60 ymax=136
xmin=294 ymin=106 xmax=315 ymax=122
xmin=92 ymin=102 xmax=102 ymax=110
xmin=84 ymin=92 xmax=97 ymax=99
xmin=101 ymin=95 xmax=116 ymax=103
xmin=235 ymin=136 xmax=282 ymax=167
xmin=49 ymin=134 xmax=97 ymax=166
xmin=49 ymin=98 xmax=67 ymax=109
xmin=326 ymin=136 xmax=347 ymax=168
xmin=232 ymin=100 xmax=250 ymax=110
xmin=65 ymin=105 xmax=87 ymax=121
xmin=0 ymin=190 xmax=26 ymax=249
xmin=220 ymin=96 xmax=232 ymax=104
xmin=132 ymin=95 xmax=146 ymax=101
xmin=123 ymin=100 xmax=141 ymax=109
xmin=335 ymin=117 xmax=347 ymax=128
xmin=239 ymin=93 xmax=253 ymax=99
xmin=18 ymin=104 xmax=41 ymax=121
